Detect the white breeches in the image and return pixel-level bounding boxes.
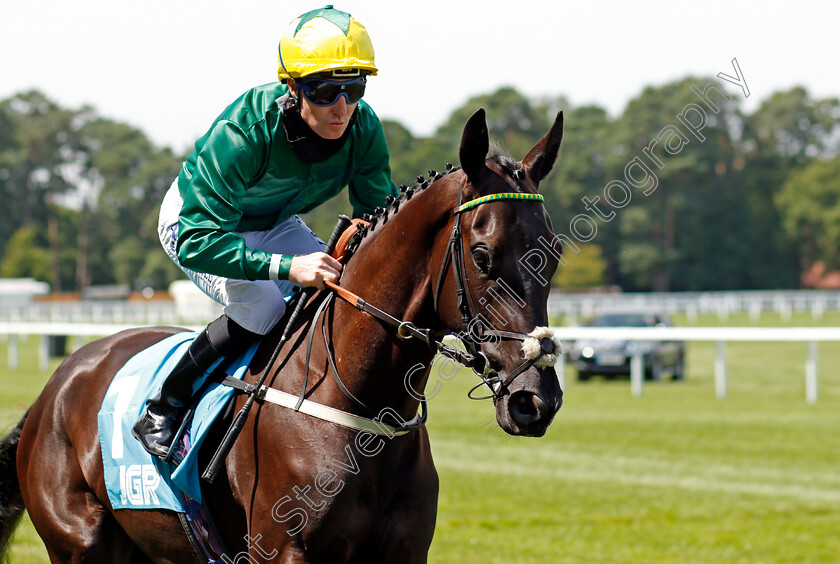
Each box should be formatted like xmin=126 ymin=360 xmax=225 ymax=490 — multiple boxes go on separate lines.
xmin=158 ymin=180 xmax=325 ymax=335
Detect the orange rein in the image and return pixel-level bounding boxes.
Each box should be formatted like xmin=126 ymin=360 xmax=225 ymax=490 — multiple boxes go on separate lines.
xmin=324 ymin=217 xmax=369 ymax=307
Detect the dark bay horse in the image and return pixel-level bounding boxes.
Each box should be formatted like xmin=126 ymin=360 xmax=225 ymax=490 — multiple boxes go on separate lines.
xmin=0 ymin=108 xmax=564 ymax=563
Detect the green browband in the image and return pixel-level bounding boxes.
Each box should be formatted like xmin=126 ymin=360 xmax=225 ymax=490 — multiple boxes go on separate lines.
xmin=455 ymin=192 xmax=544 ymax=214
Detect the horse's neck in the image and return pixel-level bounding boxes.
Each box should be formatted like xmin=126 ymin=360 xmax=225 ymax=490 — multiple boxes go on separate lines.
xmin=344 ymin=177 xmax=456 ymax=324
xmin=327 ymin=179 xmax=456 ymax=415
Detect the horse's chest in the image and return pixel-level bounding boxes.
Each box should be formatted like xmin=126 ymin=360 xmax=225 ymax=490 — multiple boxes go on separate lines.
xmin=283 ymin=439 xmax=436 ymax=551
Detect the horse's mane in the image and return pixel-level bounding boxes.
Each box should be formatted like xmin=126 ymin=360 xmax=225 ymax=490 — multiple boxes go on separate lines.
xmin=352 ymin=163 xmax=461 ymax=247
xmin=350 ymin=149 xmax=531 ymax=262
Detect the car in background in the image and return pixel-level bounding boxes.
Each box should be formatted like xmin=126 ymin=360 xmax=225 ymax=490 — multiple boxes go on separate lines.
xmin=569 ymin=310 xmax=686 ymax=381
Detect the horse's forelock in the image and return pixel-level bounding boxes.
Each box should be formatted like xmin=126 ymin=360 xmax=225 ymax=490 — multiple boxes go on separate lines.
xmin=485 ymin=152 xmax=532 ymax=194
xmin=489 ymin=151 xmax=517 ymax=175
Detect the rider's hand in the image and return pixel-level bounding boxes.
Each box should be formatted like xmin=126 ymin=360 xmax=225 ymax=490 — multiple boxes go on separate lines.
xmin=288 ymin=252 xmax=342 ymax=290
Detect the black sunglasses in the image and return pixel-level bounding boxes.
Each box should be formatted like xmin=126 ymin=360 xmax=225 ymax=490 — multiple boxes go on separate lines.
xmin=297 ymin=76 xmax=367 ymax=106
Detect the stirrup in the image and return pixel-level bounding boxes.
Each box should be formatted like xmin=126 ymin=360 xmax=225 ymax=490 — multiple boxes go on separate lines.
xmin=162 ymin=404 xmax=197 ymax=464
xmin=162 ymin=375 xmax=220 ymax=463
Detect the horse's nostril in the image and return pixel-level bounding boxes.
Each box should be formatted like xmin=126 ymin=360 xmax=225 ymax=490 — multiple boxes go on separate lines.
xmin=509 ymin=391 xmax=544 ymax=425
xmin=516 ymin=394 xmax=537 ymax=417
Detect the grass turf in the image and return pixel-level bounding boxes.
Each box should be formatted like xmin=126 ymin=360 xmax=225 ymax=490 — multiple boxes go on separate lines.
xmin=1 ymin=312 xmax=838 ymax=563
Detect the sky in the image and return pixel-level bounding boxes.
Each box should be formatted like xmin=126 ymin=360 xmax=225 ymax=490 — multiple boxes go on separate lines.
xmin=2 ymin=0 xmax=838 ymax=154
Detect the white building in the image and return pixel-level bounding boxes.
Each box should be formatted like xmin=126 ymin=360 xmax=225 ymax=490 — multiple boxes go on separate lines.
xmin=0 ymin=278 xmax=50 ymax=308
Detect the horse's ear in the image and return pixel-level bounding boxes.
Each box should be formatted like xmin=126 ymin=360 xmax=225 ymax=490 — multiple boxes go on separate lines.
xmin=459 ymin=108 xmax=490 ymax=183
xmin=522 ymin=111 xmax=563 ymax=187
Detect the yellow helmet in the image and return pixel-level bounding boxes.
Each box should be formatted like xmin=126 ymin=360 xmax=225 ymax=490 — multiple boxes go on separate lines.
xmin=278 ymin=5 xmax=378 ymax=80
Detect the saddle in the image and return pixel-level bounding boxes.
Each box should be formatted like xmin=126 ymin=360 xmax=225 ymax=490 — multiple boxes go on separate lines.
xmin=98 ymin=332 xmax=260 ymax=510
xmin=97 ymin=332 xmax=260 ymax=562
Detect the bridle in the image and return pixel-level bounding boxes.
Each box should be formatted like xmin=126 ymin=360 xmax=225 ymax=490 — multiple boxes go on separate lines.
xmin=321 ymin=169 xmax=559 ymax=407
xmin=430 ymin=176 xmax=558 ymax=400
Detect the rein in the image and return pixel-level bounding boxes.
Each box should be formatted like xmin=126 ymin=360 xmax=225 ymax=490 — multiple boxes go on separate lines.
xmin=220 ymin=173 xmax=560 ymax=437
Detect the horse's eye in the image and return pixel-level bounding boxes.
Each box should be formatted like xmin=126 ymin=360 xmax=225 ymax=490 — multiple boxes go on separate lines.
xmin=472 ymin=248 xmax=490 ymax=274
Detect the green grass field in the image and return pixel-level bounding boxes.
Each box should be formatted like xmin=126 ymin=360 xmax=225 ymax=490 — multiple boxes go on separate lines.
xmin=1 ymin=312 xmax=839 ymax=563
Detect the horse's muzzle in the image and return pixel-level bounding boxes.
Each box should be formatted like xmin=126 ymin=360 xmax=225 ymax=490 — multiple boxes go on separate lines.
xmin=496 ymin=368 xmax=563 ymax=437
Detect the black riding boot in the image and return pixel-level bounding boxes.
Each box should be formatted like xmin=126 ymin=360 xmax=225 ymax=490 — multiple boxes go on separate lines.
xmin=132 ymin=315 xmax=259 ymax=460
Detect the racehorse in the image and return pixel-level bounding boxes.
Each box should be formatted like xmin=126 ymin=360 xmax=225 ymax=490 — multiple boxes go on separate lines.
xmin=0 ymin=108 xmax=564 ymax=563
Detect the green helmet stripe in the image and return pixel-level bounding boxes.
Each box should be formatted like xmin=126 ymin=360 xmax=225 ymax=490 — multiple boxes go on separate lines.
xmin=294 ymin=5 xmax=351 ymax=36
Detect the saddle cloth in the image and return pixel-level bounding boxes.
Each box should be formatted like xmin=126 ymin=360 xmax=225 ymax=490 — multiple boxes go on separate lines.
xmin=97 ymin=331 xmax=259 ymax=511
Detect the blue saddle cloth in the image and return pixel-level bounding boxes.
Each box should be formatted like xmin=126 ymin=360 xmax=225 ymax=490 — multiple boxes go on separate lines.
xmin=97 ymin=332 xmax=259 ymax=512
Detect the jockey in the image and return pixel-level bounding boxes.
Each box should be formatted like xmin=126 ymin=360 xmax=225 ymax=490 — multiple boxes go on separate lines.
xmin=133 ymin=5 xmax=397 ymax=460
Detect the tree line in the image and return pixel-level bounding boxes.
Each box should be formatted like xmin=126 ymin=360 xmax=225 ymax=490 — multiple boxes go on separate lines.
xmin=1 ymin=77 xmax=839 ymax=294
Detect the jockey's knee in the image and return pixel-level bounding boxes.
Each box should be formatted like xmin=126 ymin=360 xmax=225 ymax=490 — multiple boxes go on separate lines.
xmin=222 ymin=280 xmax=287 ymax=335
